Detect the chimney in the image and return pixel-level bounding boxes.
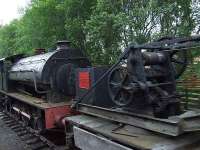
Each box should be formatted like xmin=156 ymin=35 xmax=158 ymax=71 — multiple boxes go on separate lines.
xmin=56 ymin=40 xmax=71 ymax=50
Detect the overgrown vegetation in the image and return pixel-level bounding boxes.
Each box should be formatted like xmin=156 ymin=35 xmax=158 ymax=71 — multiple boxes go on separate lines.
xmin=0 ymin=0 xmax=199 ymax=65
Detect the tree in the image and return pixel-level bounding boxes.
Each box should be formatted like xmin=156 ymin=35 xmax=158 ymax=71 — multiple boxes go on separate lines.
xmin=0 ymin=0 xmax=196 ymax=65
xmin=63 ymin=0 xmax=97 ymax=52
xmin=84 ymin=0 xmax=195 ymax=64
xmin=18 ymin=0 xmax=67 ymax=51
xmin=0 ymin=20 xmax=19 ymax=56
xmin=85 ymin=0 xmax=123 ymax=64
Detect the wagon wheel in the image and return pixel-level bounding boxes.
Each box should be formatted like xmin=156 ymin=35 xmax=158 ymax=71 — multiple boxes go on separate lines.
xmin=108 ymin=66 xmax=134 ymax=107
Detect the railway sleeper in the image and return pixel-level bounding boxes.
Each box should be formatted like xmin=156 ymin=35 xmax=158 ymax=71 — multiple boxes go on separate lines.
xmin=11 ymin=125 xmax=22 ymax=130
xmin=4 ymin=120 xmax=15 ymax=124
xmin=6 ymin=121 xmax=18 ymax=126
xmin=20 ymin=134 xmax=35 ymax=141
xmin=17 ymin=130 xmax=29 ymax=136
xmin=26 ymin=138 xmax=41 ymax=145
xmin=5 ymin=122 xmax=17 ymax=126
xmin=2 ymin=117 xmax=11 ymax=121
xmin=13 ymin=127 xmax=24 ymax=132
xmin=0 ymin=115 xmax=5 ymax=119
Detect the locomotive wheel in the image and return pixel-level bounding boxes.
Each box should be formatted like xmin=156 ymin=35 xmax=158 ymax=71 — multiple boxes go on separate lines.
xmin=108 ymin=67 xmax=133 ymax=107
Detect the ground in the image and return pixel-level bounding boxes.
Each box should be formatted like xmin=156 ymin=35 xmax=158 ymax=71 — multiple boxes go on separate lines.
xmin=0 ymin=115 xmax=26 ymax=150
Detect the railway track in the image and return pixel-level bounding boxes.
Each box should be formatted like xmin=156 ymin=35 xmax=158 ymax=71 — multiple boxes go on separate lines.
xmin=0 ymin=110 xmax=62 ymax=150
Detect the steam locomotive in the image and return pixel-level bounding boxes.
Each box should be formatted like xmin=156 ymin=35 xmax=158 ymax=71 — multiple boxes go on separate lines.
xmin=0 ymin=41 xmax=91 ymax=129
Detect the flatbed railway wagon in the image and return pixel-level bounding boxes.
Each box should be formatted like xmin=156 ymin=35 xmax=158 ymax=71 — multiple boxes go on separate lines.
xmin=66 ymin=36 xmax=200 ymax=150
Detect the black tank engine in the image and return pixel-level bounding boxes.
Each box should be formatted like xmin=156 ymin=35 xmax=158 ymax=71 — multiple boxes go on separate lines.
xmin=0 ymin=41 xmax=91 ymax=130
xmin=2 ymin=41 xmax=90 ymax=103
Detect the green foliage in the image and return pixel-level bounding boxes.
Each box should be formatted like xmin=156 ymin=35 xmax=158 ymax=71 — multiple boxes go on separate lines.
xmin=19 ymin=0 xmax=67 ymax=50
xmin=0 ymin=20 xmax=20 ymax=56
xmin=0 ymin=0 xmax=198 ymax=65
xmin=63 ymin=0 xmax=96 ymax=51
xmin=85 ymin=0 xmax=123 ymax=64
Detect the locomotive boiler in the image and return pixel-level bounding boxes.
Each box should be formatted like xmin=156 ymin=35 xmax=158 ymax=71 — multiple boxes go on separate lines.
xmin=7 ymin=41 xmax=90 ymax=102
